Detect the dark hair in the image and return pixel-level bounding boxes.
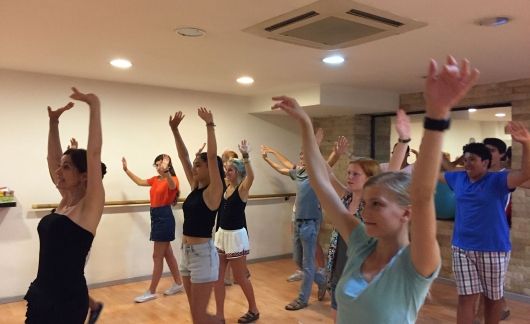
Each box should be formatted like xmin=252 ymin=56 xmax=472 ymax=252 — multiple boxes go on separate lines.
xmin=198 ymin=152 xmax=226 ymax=191
xmin=462 ymin=143 xmax=492 ymax=168
xmin=503 ymin=146 xmax=512 ymax=161
xmin=153 ymin=154 xmax=176 ymax=176
xmin=153 ymin=154 xmax=180 ymax=204
xmin=483 ymin=138 xmax=507 ymax=154
xmin=63 ymin=148 xmax=107 ymax=179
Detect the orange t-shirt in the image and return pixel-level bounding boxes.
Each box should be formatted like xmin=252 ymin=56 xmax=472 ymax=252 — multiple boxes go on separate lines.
xmin=147 ymin=176 xmax=179 ymax=207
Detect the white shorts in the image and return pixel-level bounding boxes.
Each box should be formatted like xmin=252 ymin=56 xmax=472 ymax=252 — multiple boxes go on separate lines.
xmin=214 ymin=227 xmax=250 ymax=259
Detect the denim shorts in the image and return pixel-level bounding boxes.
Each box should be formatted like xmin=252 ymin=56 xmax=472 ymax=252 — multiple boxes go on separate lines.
xmin=150 ymin=206 xmax=175 ymax=242
xmin=180 ymin=240 xmax=219 ymax=283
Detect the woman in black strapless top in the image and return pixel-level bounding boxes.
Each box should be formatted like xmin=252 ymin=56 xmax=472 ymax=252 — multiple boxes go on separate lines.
xmin=170 ymin=108 xmax=225 ymax=324
xmin=25 ymin=87 xmax=106 ymax=324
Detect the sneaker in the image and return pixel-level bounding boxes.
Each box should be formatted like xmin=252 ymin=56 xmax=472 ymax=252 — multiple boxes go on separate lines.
xmin=134 ymin=291 xmax=157 ymax=303
xmin=88 ymin=302 xmax=104 ymax=324
xmin=164 ymin=283 xmax=184 ymax=296
xmin=287 ymin=270 xmax=304 ymax=282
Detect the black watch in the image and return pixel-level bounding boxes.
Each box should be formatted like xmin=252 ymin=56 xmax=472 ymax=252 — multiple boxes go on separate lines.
xmin=424 ymin=117 xmax=451 ymax=131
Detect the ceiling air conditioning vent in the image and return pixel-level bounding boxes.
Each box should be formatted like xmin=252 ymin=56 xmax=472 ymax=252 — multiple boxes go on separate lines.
xmin=346 ymin=9 xmax=404 ymax=27
xmin=244 ymin=0 xmax=426 ymax=50
xmin=265 ymin=11 xmax=320 ymax=32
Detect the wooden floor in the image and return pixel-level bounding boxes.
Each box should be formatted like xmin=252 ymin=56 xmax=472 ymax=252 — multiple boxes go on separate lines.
xmin=1 ymin=258 xmax=529 ymax=323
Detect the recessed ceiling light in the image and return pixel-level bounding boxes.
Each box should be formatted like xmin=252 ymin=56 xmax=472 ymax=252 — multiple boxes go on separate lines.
xmin=468 ymin=108 xmax=477 ymax=112
xmin=476 ymin=17 xmax=510 ymax=27
xmin=236 ymin=76 xmax=254 ymax=85
xmin=495 ymin=113 xmax=506 ymax=118
xmin=110 ymin=58 xmax=132 ymax=69
xmin=175 ymin=27 xmax=206 ymax=37
xmin=322 ymin=55 xmax=345 ymax=65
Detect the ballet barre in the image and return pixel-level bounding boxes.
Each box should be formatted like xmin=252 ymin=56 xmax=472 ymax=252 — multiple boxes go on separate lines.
xmin=32 ymin=193 xmax=296 ymax=210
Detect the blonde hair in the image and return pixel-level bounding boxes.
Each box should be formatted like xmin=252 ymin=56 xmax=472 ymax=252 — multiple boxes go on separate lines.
xmin=226 ymin=158 xmax=246 ymax=183
xmin=364 ymin=171 xmax=411 ymax=207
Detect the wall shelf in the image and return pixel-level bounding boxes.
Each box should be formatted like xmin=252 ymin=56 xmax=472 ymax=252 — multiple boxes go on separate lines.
xmin=0 ymin=202 xmax=16 ymax=208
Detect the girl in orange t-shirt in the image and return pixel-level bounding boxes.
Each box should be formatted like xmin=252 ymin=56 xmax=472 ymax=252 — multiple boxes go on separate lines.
xmin=122 ymin=154 xmax=184 ymax=303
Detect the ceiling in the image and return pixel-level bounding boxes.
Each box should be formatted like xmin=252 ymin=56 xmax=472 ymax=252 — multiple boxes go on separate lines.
xmin=1 ymin=0 xmax=529 ymax=98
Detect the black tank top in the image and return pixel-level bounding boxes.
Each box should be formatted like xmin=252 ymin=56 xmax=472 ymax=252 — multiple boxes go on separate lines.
xmin=218 ymin=186 xmax=247 ymax=230
xmin=182 ymin=186 xmax=218 ymax=237
xmin=25 ymin=212 xmax=94 ymax=301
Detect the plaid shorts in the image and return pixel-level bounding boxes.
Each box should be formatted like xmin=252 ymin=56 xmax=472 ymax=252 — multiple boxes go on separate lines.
xmin=452 ymin=246 xmax=510 ymax=300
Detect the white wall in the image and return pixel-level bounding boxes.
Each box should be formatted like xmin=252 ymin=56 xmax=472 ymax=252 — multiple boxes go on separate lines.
xmin=0 ymin=69 xmax=301 ymax=299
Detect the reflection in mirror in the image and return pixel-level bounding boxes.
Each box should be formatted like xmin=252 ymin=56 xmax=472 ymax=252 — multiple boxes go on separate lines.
xmin=389 ymin=106 xmax=512 ymax=165
xmin=385 ymin=105 xmax=512 ymax=221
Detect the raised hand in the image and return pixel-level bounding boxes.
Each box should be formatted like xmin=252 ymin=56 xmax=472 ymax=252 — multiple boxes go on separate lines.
xmin=395 ymin=109 xmax=411 ymax=140
xmin=121 ymin=157 xmax=128 ymax=171
xmin=507 ymin=121 xmax=530 ymax=144
xmin=261 ymin=145 xmax=277 ymax=158
xmin=68 ymin=138 xmax=78 ymax=150
xmin=271 ymin=96 xmax=310 ymax=123
xmin=48 ymin=102 xmax=74 ymax=121
xmin=195 ymin=142 xmax=206 ymax=156
xmin=197 ymin=107 xmax=214 ymax=124
xmin=169 ymin=111 xmax=185 ymax=131
xmin=239 ymin=139 xmax=250 ymax=156
xmin=424 ymin=56 xmax=480 ymax=119
xmin=333 ymin=136 xmax=349 ymax=155
xmin=158 ymin=154 xmax=171 ymax=173
xmin=70 ymin=87 xmax=100 ymax=107
xmin=261 ymin=145 xmax=273 ymax=154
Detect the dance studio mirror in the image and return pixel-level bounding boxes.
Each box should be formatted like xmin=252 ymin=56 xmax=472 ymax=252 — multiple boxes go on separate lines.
xmin=389 ymin=105 xmax=512 ymax=165
xmin=373 ymin=104 xmax=512 ymax=220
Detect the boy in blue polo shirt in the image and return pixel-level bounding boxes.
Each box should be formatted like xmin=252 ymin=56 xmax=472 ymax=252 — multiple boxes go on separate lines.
xmin=441 ymin=131 xmax=530 ymax=323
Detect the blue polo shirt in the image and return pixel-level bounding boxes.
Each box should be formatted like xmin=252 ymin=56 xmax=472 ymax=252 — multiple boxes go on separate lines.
xmin=445 ymin=171 xmax=512 ymax=252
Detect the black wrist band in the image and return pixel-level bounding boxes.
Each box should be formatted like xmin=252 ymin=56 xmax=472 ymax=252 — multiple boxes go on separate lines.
xmin=424 ymin=117 xmax=451 ymax=131
xmin=398 ymin=138 xmax=411 ymax=144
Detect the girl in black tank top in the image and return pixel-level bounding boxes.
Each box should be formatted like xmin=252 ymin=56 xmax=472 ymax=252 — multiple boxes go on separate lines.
xmin=170 ymin=108 xmax=225 ymax=324
xmin=26 ymin=88 xmax=106 ymax=324
xmin=213 ymin=140 xmax=260 ymax=324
